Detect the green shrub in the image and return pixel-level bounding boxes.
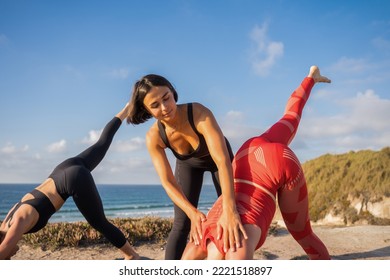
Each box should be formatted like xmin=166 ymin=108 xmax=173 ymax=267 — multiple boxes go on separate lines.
xmin=21 ymin=216 xmax=173 ymax=250
xmin=303 ymin=147 xmax=390 ymax=224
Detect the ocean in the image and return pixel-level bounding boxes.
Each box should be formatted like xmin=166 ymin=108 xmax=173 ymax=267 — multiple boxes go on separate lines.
xmin=0 ymin=183 xmax=219 ymax=223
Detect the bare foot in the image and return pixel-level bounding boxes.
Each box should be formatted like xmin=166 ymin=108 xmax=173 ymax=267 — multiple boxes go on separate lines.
xmin=125 ymin=253 xmax=140 ymax=260
xmin=308 ymin=66 xmax=331 ymax=83
xmin=124 ymin=249 xmax=140 ymax=260
xmin=121 ymin=242 xmax=141 ymax=260
xmin=116 ymin=102 xmax=131 ymax=121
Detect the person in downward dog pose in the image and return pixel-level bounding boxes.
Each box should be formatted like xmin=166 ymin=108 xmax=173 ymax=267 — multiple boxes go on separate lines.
xmin=181 ymin=65 xmax=331 ymax=260
xmin=0 ymin=103 xmax=140 ymax=260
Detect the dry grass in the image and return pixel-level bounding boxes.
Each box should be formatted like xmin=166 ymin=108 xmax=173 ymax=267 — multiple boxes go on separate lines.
xmin=21 ymin=216 xmax=173 ymax=250
xmin=303 ymin=147 xmax=390 ymax=224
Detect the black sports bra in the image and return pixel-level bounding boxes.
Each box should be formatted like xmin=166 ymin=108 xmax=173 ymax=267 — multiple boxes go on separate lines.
xmin=157 ymin=103 xmax=210 ymax=160
xmin=5 ymin=189 xmax=56 ymax=234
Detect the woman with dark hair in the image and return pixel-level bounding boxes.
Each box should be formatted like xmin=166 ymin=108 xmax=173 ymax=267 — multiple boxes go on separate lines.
xmin=127 ymin=74 xmax=247 ymax=259
xmin=0 ymin=103 xmax=140 ymax=260
xmin=181 ymin=66 xmax=331 ymax=260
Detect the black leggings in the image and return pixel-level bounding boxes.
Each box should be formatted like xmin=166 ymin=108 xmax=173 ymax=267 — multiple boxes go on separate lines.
xmin=49 ymin=117 xmax=126 ymax=248
xmin=164 ymin=143 xmax=234 ymax=260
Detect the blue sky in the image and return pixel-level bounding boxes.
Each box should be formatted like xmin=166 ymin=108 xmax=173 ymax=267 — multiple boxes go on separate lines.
xmin=1 ymin=0 xmax=389 ymax=184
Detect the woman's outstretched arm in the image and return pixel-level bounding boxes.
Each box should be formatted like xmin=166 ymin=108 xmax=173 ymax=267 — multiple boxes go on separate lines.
xmin=195 ymin=103 xmax=248 ymax=253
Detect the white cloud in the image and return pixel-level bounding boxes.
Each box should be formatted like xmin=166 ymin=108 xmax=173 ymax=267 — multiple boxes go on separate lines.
xmin=81 ymin=127 xmax=145 ymax=152
xmin=91 ymin=157 xmax=158 ymax=184
xmin=113 ymin=137 xmax=145 ymax=152
xmin=329 ymin=56 xmax=390 ymax=88
xmin=221 ymin=124 xmax=258 ymax=152
xmin=1 ymin=143 xmax=16 ymax=154
xmin=225 ymin=110 xmax=244 ymax=122
xmin=0 ymin=143 xmax=51 ymax=183
xmin=47 ymin=139 xmax=67 ymax=153
xmin=1 ymin=143 xmax=29 ymax=154
xmin=220 ymin=110 xmax=262 ymax=152
xmin=82 ymin=129 xmax=102 ymax=145
xmin=345 ymin=89 xmax=390 ymax=130
xmin=249 ymin=23 xmax=284 ymax=77
xmin=300 ymin=89 xmax=390 ymax=154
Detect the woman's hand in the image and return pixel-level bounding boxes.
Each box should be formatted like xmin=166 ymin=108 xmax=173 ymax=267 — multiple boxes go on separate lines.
xmin=217 ymin=207 xmax=247 ymax=253
xmin=189 ymin=210 xmax=207 ymax=246
xmin=193 ymin=104 xmax=248 ymax=252
xmin=6 ymin=244 xmax=19 ymax=259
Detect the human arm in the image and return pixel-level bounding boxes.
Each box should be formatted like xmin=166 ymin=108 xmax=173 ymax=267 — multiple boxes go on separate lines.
xmin=0 ymin=207 xmax=36 ymax=260
xmin=145 ymin=125 xmax=206 ymax=245
xmin=194 ymin=103 xmax=248 ymax=252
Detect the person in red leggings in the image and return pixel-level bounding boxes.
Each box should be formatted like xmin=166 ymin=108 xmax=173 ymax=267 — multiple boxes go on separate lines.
xmin=182 ymin=65 xmax=331 ymax=260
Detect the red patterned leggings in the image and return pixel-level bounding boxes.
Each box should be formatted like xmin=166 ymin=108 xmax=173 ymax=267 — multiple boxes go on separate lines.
xmin=203 ymin=77 xmax=330 ymax=259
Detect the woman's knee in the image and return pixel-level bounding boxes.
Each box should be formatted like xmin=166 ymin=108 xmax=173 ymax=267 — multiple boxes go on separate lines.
xmin=87 ymin=216 xmax=111 ymax=232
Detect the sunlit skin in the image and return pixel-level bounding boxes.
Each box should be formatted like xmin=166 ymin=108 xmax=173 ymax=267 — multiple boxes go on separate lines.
xmin=143 ymin=86 xmax=247 ymax=252
xmin=0 ymin=103 xmax=140 ymax=260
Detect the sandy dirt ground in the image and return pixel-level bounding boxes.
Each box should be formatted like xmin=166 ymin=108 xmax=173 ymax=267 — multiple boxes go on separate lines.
xmin=11 ymin=224 xmax=390 ymax=260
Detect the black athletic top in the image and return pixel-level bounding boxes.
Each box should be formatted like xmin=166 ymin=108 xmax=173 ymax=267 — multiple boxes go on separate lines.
xmin=5 ymin=189 xmax=56 ymax=234
xmin=157 ymin=103 xmax=211 ymax=161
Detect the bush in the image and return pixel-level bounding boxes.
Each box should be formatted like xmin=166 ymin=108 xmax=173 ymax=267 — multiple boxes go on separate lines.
xmin=21 ymin=216 xmax=173 ymax=250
